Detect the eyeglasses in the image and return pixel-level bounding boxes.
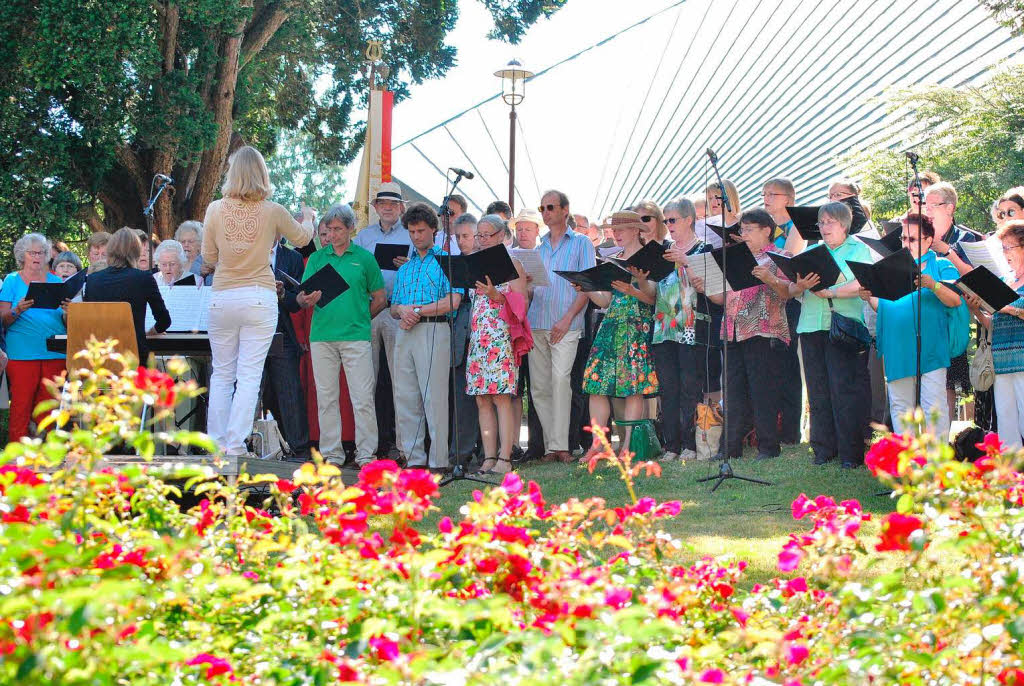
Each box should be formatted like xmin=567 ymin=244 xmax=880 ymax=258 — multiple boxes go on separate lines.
xmin=665 ymin=217 xmax=683 ymax=225
xmin=1003 ymin=243 xmax=1023 ymax=253
xmin=924 ymin=202 xmax=950 ymax=209
xmin=762 ymin=192 xmax=788 ymax=199
xmin=737 ymin=225 xmax=763 ymax=234
xmin=538 ymin=204 xmax=560 ymax=212
xmin=828 ymin=192 xmax=854 ymax=201
xmin=997 ymin=208 xmax=1021 ymax=220
xmin=474 ymin=230 xmax=503 ymax=239
xmin=639 ymin=215 xmax=655 ymax=223
xmin=815 ymin=219 xmax=841 ymax=229
xmin=25 ymin=250 xmax=46 ymax=257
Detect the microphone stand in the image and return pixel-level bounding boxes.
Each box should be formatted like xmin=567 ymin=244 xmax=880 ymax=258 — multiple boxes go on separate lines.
xmin=696 ymin=149 xmax=772 ymax=492
xmin=438 ymin=172 xmax=497 ymax=488
xmin=907 ymin=152 xmax=924 ymax=409
xmin=142 ymin=175 xmax=173 ymax=271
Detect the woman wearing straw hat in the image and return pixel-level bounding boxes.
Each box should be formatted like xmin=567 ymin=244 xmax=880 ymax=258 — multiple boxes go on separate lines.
xmin=575 ymin=211 xmax=659 ymax=460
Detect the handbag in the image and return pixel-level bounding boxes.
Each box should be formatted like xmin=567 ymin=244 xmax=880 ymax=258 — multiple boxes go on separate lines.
xmin=828 ymin=298 xmax=871 ymax=353
xmin=694 ymin=402 xmax=723 ymax=461
xmin=970 ymin=327 xmax=995 ymax=392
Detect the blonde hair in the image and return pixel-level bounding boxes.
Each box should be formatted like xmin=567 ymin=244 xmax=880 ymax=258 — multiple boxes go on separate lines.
xmin=106 ymin=227 xmax=142 ymax=269
xmin=705 ymin=180 xmax=741 ymax=217
xmin=222 ymin=146 xmax=273 ymax=202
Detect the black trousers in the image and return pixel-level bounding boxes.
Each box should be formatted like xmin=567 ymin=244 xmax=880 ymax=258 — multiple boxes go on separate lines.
xmin=800 ymin=331 xmax=868 ymax=465
xmin=262 ymin=345 xmax=310 ymax=454
xmin=519 ymin=355 xmax=545 ymax=458
xmin=448 ymin=354 xmax=480 ymax=464
xmin=653 ymin=341 xmax=714 ymax=453
xmin=374 ymin=346 xmax=396 ymax=453
xmin=724 ymin=336 xmax=784 ymax=458
xmin=779 ymin=300 xmax=803 ymax=443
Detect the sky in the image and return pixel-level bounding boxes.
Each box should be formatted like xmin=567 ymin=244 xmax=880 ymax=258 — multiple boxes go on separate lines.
xmin=344 ymin=0 xmax=1024 ymax=220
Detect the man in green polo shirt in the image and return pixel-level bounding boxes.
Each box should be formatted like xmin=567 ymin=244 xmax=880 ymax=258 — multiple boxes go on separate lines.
xmin=297 ymin=203 xmax=387 ymax=466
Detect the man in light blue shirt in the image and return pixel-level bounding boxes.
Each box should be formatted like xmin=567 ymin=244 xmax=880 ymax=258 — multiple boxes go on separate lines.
xmin=527 ymin=190 xmax=596 ymax=462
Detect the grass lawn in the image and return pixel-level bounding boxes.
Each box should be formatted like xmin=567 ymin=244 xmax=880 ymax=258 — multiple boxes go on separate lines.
xmin=421 ymin=443 xmax=897 ymax=587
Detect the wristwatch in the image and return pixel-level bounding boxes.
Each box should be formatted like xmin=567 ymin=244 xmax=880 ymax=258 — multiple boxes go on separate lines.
xmin=413 ymin=306 xmax=422 ymax=316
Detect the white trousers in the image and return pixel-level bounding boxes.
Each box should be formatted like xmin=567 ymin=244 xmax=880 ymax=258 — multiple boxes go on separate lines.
xmin=207 ymin=286 xmax=277 ymax=456
xmin=311 ymin=340 xmax=378 ymax=464
xmin=995 ymin=371 xmax=1024 ymax=450
xmin=393 ymin=322 xmax=450 ymax=468
xmin=887 ymin=368 xmax=949 ymax=440
xmin=528 ymin=329 xmax=582 ymax=452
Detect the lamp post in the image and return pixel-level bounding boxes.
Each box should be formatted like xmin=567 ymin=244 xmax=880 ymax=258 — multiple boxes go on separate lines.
xmin=494 ymin=59 xmax=533 ymax=214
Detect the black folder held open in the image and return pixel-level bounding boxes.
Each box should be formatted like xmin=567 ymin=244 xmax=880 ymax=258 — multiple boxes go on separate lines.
xmin=298 ymin=265 xmax=350 ymax=307
xmin=605 ymin=240 xmax=675 ymax=282
xmin=944 ymin=265 xmax=1020 ymax=313
xmin=445 ymin=244 xmax=519 ymax=290
xmin=767 ymin=244 xmax=842 ymax=292
xmin=374 ymin=243 xmax=410 ymax=271
xmin=555 ymin=261 xmax=632 ymax=292
xmin=847 ymin=248 xmax=918 ymax=301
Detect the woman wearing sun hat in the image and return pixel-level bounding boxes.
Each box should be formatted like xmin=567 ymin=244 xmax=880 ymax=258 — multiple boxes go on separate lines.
xmin=574 ymin=211 xmax=659 ymax=460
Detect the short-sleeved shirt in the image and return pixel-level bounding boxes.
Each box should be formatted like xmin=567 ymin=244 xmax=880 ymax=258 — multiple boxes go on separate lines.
xmin=796 ymin=236 xmax=872 ymax=334
xmin=528 ymin=228 xmax=596 ymax=331
xmin=992 ymin=282 xmax=1024 ymax=375
xmin=0 ymin=272 xmax=66 ymax=360
xmin=353 ymin=221 xmax=413 ymax=298
xmin=722 ymin=244 xmax=791 ymax=344
xmin=302 ymin=243 xmax=384 ymax=343
xmin=653 ymin=241 xmax=711 ymax=346
xmin=772 ymin=219 xmax=794 ymax=250
xmin=876 ymin=251 xmax=960 ymax=381
xmin=391 ymin=246 xmax=458 ymax=313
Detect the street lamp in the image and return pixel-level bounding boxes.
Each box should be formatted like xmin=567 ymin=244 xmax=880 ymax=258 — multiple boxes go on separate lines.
xmin=494 ymin=59 xmax=534 ymax=213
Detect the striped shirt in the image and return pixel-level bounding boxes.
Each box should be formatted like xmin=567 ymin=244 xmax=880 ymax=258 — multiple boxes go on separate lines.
xmin=528 ymin=228 xmax=596 ymax=330
xmin=353 ymin=221 xmax=412 ymax=297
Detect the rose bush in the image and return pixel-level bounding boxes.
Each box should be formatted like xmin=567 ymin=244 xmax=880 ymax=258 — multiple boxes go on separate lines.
xmin=0 ymin=341 xmax=1023 ymax=684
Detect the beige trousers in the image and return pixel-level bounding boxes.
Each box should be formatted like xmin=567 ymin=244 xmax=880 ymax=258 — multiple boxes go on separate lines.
xmin=528 ymin=329 xmax=582 ymax=452
xmin=311 ymin=340 xmax=377 ymax=464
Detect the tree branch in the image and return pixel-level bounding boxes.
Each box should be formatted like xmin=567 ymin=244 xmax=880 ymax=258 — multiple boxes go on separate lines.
xmin=159 ymin=2 xmax=180 ymax=75
xmin=240 ymin=6 xmax=291 ymax=69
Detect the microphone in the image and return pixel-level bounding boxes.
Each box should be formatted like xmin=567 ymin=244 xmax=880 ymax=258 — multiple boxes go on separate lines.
xmin=705 ymin=148 xmax=718 ymax=164
xmin=903 ymin=150 xmax=920 ymax=164
xmin=449 ymin=167 xmax=475 ymax=180
xmin=155 ymin=173 xmax=174 ymax=184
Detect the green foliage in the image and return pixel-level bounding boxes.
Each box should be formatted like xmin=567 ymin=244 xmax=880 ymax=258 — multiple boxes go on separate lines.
xmin=0 ymin=1 xmax=564 ymax=242
xmin=982 ymin=0 xmax=1024 ymax=35
xmin=2 ymin=341 xmax=1024 ymax=684
xmin=266 ymin=129 xmax=350 ymax=214
xmin=844 ymin=66 xmax=1024 ymax=230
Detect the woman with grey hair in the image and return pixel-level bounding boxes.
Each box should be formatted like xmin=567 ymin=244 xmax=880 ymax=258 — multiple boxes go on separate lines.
xmin=52 ymin=251 xmax=83 ymax=281
xmin=466 ymin=214 xmax=529 ymax=474
xmin=787 ymin=201 xmax=871 ymax=468
xmin=653 ymin=198 xmax=723 ymax=460
xmin=0 ymin=232 xmax=67 ymax=442
xmin=153 ymin=239 xmax=191 ymax=286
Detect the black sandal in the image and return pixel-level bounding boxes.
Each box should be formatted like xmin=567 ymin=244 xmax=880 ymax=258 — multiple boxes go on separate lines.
xmin=482 ymin=457 xmax=514 ymax=475
xmin=472 ymin=457 xmax=497 ymax=475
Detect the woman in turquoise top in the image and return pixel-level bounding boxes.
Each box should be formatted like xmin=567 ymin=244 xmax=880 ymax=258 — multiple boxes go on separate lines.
xmin=965 ymin=221 xmax=1024 ymax=450
xmin=576 ymin=211 xmax=659 ymax=461
xmin=785 ymin=202 xmax=871 ymax=468
xmin=860 ymin=215 xmax=962 ymax=440
xmin=0 ymin=233 xmax=67 ymax=443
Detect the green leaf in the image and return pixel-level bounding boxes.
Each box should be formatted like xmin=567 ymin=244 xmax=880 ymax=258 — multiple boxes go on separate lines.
xmin=896 ymin=493 xmax=914 ymax=514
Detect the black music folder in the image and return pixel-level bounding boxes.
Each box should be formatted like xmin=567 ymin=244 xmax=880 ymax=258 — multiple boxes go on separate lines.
xmin=944 ymin=266 xmax=1020 ymax=313
xmin=786 ymin=206 xmax=822 ymax=242
xmin=879 ymin=220 xmax=903 ymax=236
xmin=374 ymin=243 xmax=410 ymax=271
xmin=295 ymin=239 xmax=317 ymax=259
xmin=606 ymin=240 xmax=675 ymax=282
xmin=300 ymin=265 xmax=350 ymax=308
xmin=173 ymin=273 xmax=197 ymax=287
xmin=556 ymin=261 xmax=632 ymax=292
xmin=445 ymin=244 xmax=519 ymax=290
xmin=276 ymin=268 xmax=301 ymax=291
xmin=847 ymin=248 xmax=918 ymax=301
xmin=767 ymin=244 xmax=842 ymax=292
xmin=841 ymin=196 xmax=869 ymax=235
xmin=63 ymin=270 xmax=88 ymax=299
xmin=713 ymin=241 xmax=762 ymax=292
xmin=857 ymin=227 xmax=903 ymax=258
xmin=26 ymin=282 xmax=66 ymax=309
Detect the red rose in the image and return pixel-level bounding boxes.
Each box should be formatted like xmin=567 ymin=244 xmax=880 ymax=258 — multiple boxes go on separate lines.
xmin=876 ymin=512 xmax=923 ymax=552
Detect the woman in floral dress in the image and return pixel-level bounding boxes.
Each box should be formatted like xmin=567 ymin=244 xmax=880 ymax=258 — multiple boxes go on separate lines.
xmin=577 ymin=211 xmax=659 ymax=460
xmin=466 ymin=215 xmax=529 ymax=475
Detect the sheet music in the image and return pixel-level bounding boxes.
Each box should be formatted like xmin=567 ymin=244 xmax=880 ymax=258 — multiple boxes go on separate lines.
xmin=960 ymin=238 xmax=1011 ymax=278
xmin=146 ymin=284 xmax=211 ymax=332
xmin=510 ymin=248 xmax=549 ymax=287
xmin=684 ymin=251 xmax=729 ymax=294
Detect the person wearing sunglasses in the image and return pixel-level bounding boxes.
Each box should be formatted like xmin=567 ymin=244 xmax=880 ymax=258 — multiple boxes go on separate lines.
xmin=699 ymin=181 xmax=741 ymax=249
xmin=632 ymin=200 xmax=669 ymax=245
xmin=529 ymin=189 xmax=596 ymax=463
xmin=787 ymin=202 xmax=872 ymax=468
xmin=859 ymin=215 xmax=963 ymax=441
xmin=994 ymin=188 xmax=1024 ymax=231
xmin=903 ymin=171 xmax=941 ymax=219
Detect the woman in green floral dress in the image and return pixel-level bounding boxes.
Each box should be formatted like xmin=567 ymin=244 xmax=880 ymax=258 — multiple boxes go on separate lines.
xmin=575 ymin=211 xmax=659 ymax=460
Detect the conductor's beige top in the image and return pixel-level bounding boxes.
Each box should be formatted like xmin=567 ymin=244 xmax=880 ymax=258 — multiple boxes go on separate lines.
xmin=201 ymin=199 xmax=314 ymax=291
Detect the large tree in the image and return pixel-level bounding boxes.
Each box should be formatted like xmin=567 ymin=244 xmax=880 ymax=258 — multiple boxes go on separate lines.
xmin=0 ymin=0 xmax=563 ymax=244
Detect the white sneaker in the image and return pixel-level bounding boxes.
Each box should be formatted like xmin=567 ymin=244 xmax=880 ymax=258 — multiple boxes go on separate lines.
xmin=680 ymin=449 xmax=697 ymax=462
xmin=660 ymin=451 xmax=679 ymax=462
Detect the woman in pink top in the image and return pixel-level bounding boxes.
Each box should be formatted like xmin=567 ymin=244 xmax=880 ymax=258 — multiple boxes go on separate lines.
xmin=201 ymin=146 xmax=314 ymax=457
